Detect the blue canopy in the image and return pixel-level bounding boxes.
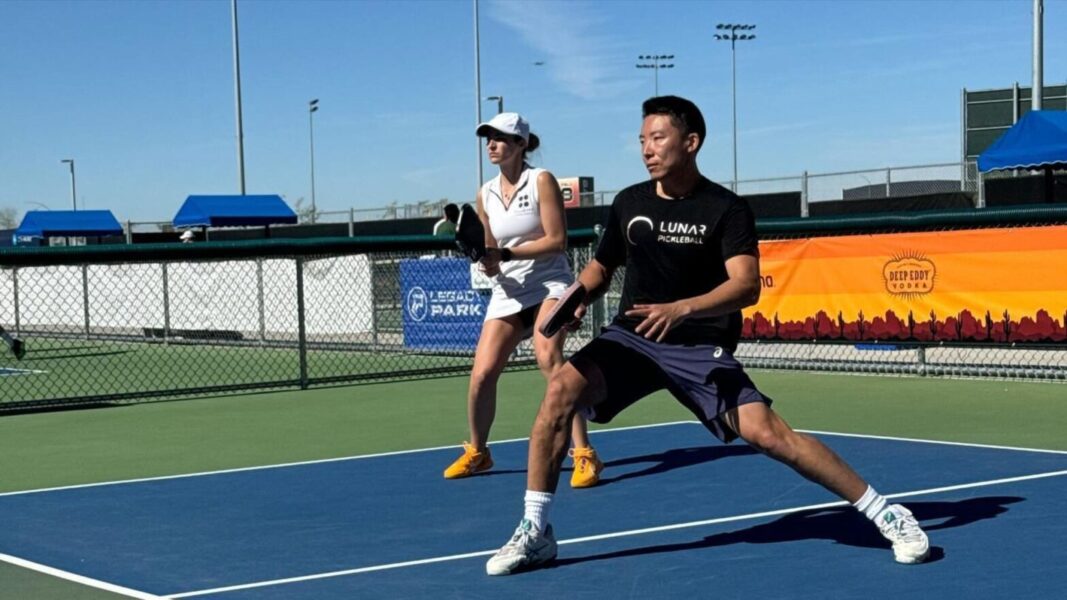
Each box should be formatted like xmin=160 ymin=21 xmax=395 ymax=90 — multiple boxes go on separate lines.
xmin=173 ymin=195 xmax=298 ymax=228
xmin=978 ymin=110 xmax=1067 ymax=173
xmin=15 ymin=210 xmax=123 ymax=239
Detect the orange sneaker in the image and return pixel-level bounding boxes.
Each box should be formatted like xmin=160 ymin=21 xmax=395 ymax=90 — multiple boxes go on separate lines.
xmin=443 ymin=442 xmax=494 ymax=479
xmin=569 ymin=446 xmax=603 ymax=488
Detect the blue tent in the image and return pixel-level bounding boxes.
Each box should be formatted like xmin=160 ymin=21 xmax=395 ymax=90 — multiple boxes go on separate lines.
xmin=977 ymin=110 xmax=1067 ymax=173
xmin=173 ymin=195 xmax=298 ymax=228
xmin=15 ymin=210 xmax=123 ymax=239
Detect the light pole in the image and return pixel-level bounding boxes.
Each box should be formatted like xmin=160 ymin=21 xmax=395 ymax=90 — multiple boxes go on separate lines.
xmin=1033 ymin=0 xmax=1043 ymax=110
xmin=60 ymin=159 xmax=77 ymax=210
xmin=308 ymin=99 xmax=319 ymax=224
xmin=486 ymin=95 xmax=504 ymax=114
xmin=474 ymin=0 xmax=484 ymax=186
xmin=232 ymin=0 xmax=246 ymax=194
xmin=715 ymin=23 xmax=756 ymax=192
xmin=635 ymin=54 xmax=674 ymax=96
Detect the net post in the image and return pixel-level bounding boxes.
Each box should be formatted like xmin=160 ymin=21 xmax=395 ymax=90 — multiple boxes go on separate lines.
xmin=800 ymin=171 xmax=809 ymax=218
xmin=295 ymin=256 xmax=309 ymax=389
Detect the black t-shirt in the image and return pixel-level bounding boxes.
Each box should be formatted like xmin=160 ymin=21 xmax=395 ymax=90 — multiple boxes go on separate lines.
xmin=595 ymin=176 xmax=759 ymax=349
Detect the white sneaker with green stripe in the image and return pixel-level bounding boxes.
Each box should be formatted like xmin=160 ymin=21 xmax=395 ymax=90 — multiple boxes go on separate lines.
xmin=486 ymin=519 xmax=557 ymax=576
xmin=878 ymin=504 xmax=930 ymax=564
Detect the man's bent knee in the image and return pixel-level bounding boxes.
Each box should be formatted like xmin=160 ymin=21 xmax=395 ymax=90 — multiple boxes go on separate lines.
xmin=736 ymin=405 xmax=796 ymax=458
xmin=543 ymin=364 xmax=588 ymax=413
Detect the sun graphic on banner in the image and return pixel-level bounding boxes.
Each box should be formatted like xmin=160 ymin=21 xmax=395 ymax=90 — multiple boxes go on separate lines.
xmin=882 ymin=251 xmax=937 ymax=299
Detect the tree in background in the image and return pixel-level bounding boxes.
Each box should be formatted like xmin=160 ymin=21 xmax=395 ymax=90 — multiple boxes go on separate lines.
xmin=0 ymin=207 xmax=19 ymax=229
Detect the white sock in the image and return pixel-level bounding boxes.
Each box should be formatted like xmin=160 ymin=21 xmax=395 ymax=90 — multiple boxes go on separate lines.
xmin=853 ymin=485 xmax=889 ymax=522
xmin=523 ymin=490 xmax=554 ymax=533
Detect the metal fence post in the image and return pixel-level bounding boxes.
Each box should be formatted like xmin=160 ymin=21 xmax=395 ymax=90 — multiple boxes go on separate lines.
xmin=162 ymin=263 xmax=171 ymax=344
xmin=257 ymin=258 xmax=266 ymax=343
xmin=885 ymin=168 xmax=892 ymax=198
xmin=590 ymin=226 xmax=606 ymax=337
xmin=800 ymin=171 xmax=809 ymax=217
xmin=977 ymin=171 xmax=986 ymax=208
xmin=125 ymin=220 xmax=133 ymax=244
xmin=295 ymin=256 xmax=309 ymax=389
xmin=348 ymin=208 xmax=355 ymax=237
xmin=82 ymin=264 xmax=91 ymax=340
xmin=12 ymin=267 xmax=19 ymax=336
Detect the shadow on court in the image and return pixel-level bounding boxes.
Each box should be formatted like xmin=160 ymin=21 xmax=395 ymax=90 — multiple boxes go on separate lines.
xmin=29 ymin=349 xmax=132 ymax=360
xmin=593 ymin=444 xmax=760 ymax=486
xmin=551 ymin=496 xmax=1024 ymax=568
xmin=21 ymin=345 xmax=102 ymax=354
xmin=444 ymin=444 xmax=760 ymax=480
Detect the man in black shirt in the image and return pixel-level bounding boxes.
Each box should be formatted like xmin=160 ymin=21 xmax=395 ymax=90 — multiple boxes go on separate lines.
xmin=486 ymin=96 xmax=930 ymax=576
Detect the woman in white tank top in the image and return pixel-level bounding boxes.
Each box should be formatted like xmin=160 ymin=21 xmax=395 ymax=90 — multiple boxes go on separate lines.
xmin=443 ymin=112 xmax=604 ymax=488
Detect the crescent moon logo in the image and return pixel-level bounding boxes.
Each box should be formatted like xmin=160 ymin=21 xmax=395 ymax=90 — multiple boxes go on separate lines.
xmin=626 ymin=216 xmax=654 ymax=245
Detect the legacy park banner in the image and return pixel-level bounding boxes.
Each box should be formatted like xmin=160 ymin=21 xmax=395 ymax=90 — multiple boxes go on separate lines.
xmin=743 ymin=225 xmax=1067 ymax=344
xmin=401 ymin=257 xmax=488 ymax=351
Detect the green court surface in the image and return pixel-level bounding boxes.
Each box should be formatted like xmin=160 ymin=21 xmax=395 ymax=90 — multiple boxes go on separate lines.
xmin=0 ymin=369 xmax=1064 ymax=599
xmin=0 ymin=337 xmax=471 ymax=405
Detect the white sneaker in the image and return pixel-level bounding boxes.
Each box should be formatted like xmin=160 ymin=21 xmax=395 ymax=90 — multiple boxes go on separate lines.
xmin=485 ymin=519 xmax=557 ymax=576
xmin=877 ymin=504 xmax=930 ymax=564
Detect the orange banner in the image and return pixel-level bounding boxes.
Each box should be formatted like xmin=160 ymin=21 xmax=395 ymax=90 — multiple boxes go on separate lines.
xmin=742 ymin=225 xmax=1067 ymax=343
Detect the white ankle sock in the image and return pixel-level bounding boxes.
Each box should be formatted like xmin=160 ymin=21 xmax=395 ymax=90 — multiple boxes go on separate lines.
xmin=853 ymin=485 xmax=888 ymax=521
xmin=523 ymin=490 xmax=554 ymax=533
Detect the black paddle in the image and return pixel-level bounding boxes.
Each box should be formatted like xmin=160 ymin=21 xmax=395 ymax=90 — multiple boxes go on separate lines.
xmin=538 ymin=282 xmax=587 ymax=338
xmin=455 ymin=204 xmax=487 ymax=262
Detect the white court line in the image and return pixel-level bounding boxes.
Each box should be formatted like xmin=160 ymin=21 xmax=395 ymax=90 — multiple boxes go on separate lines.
xmin=168 ymin=468 xmax=1067 ymax=598
xmin=0 ymin=421 xmax=693 ymax=498
xmin=0 ymin=552 xmax=165 ymax=600
xmin=800 ymin=429 xmax=1067 ymax=456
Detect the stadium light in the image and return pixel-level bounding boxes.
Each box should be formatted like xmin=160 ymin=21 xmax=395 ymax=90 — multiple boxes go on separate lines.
xmin=715 ymin=23 xmax=757 ymax=192
xmin=308 ymin=99 xmax=319 ymax=224
xmin=635 ymin=54 xmax=674 ymax=96
xmin=60 ymin=159 xmax=77 ymax=210
xmin=485 ymin=95 xmax=504 ymax=115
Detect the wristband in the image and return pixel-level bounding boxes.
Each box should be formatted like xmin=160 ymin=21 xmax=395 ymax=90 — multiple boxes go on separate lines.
xmin=500 ymin=248 xmax=513 ymax=262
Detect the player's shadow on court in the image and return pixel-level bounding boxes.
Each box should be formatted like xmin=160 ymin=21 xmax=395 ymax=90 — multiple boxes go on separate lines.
xmin=551 ymin=496 xmax=1024 ymax=568
xmin=590 ymin=445 xmax=760 ymax=486
xmin=476 ymin=445 xmax=758 ymax=479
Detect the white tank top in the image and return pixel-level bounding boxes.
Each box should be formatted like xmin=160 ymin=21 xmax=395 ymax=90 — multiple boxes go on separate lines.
xmin=480 ymin=166 xmax=572 ymax=292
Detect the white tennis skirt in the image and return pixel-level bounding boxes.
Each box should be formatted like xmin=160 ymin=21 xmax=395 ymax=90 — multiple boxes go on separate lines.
xmin=485 ymin=272 xmax=573 ymax=322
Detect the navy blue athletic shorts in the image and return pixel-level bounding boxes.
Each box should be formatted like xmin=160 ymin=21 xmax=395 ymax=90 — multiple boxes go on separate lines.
xmin=568 ymin=325 xmax=771 ymax=443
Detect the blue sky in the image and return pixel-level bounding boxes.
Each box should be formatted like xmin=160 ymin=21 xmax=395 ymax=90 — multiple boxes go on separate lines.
xmin=1 ymin=0 xmax=1063 ymax=222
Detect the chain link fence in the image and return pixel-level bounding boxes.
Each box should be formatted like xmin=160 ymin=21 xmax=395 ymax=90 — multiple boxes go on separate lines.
xmin=2 ymin=222 xmax=1064 ymax=411
xmin=0 ymin=236 xmax=604 ymax=411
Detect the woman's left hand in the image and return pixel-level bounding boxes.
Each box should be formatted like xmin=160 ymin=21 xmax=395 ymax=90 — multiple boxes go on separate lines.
xmin=480 ymin=249 xmax=501 ymax=276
